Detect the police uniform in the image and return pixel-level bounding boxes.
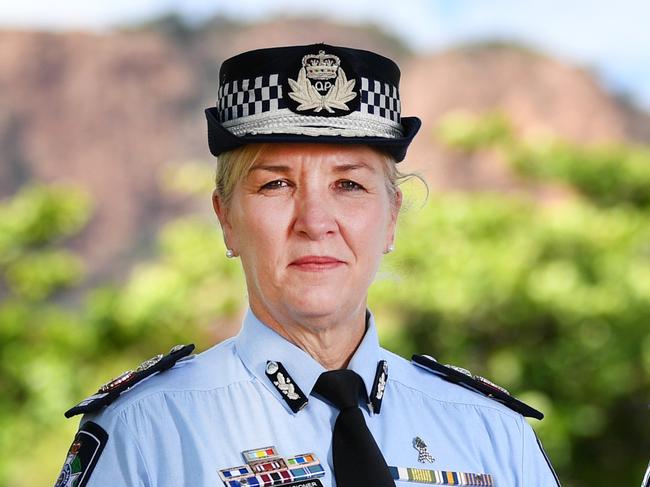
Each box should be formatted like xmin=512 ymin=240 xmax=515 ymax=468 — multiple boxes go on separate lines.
xmin=642 ymin=460 xmax=650 ymax=487
xmin=55 ymin=308 xmax=559 ymax=486
xmin=55 ymin=43 xmax=560 ymax=486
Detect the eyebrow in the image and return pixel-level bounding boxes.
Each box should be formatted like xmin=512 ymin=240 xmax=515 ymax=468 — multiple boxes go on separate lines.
xmin=249 ymin=164 xmax=291 ymax=174
xmin=249 ymin=162 xmax=376 ymax=174
xmin=333 ymin=162 xmax=376 ymax=173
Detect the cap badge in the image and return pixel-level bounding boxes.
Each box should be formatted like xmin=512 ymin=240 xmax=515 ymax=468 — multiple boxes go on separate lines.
xmin=288 ymin=50 xmax=356 ymax=113
xmin=413 ymin=436 xmax=435 ymax=464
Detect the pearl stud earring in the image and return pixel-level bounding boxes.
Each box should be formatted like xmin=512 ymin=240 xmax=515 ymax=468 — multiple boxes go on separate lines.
xmin=226 ymin=249 xmax=235 ymax=258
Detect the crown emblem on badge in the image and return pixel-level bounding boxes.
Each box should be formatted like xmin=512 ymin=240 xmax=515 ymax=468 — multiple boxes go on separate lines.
xmin=288 ymin=49 xmax=357 ymax=113
xmin=303 ymin=50 xmax=340 ymax=80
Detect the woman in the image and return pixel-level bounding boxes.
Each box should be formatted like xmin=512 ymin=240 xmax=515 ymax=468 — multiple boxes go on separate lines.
xmin=55 ymin=44 xmax=559 ymax=487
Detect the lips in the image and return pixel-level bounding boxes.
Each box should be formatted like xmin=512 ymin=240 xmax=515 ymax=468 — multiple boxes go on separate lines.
xmin=289 ymin=255 xmax=345 ymax=271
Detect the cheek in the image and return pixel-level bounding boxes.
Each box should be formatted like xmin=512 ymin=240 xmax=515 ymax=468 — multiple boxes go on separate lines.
xmin=236 ymin=200 xmax=290 ymax=259
xmin=342 ymin=199 xmax=392 ymax=257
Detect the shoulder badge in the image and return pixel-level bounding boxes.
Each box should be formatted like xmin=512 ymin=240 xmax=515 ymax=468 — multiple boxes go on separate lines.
xmin=65 ymin=344 xmax=195 ymax=418
xmin=54 ymin=421 xmax=108 ymax=487
xmin=412 ymin=354 xmax=544 ymax=420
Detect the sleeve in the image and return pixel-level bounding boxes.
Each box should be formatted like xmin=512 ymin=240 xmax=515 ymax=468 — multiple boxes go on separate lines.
xmin=641 ymin=459 xmax=650 ymax=487
xmin=53 ymin=411 xmax=151 ymax=487
xmin=521 ymin=418 xmax=561 ymax=486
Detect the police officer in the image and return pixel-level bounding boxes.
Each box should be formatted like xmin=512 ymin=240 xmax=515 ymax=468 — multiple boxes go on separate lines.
xmin=55 ymin=43 xmax=560 ymax=487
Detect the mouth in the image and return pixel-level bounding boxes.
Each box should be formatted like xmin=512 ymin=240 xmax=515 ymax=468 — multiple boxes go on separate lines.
xmin=289 ymin=255 xmax=346 ymax=271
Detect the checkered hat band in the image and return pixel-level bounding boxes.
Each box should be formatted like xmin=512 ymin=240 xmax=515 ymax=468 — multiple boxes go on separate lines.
xmin=217 ymin=74 xmax=285 ymax=123
xmin=217 ymin=75 xmax=400 ymax=124
xmin=360 ymin=78 xmax=401 ymax=123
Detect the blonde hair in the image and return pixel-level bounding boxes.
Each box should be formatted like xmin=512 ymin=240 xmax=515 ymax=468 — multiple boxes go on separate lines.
xmin=214 ymin=143 xmax=419 ymax=209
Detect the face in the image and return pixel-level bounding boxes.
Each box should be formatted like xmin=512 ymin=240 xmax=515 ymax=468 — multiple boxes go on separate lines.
xmin=213 ymin=143 xmax=401 ymax=327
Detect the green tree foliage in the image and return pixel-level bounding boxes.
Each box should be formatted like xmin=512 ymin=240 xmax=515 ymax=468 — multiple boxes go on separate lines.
xmin=0 ymin=185 xmax=91 ymax=485
xmin=1 ymin=126 xmax=649 ymax=485
xmin=371 ymin=195 xmax=650 ymax=486
xmin=437 ymin=110 xmax=650 ymax=208
xmin=0 ymin=178 xmax=245 ymax=486
xmin=424 ymin=112 xmax=650 ymax=484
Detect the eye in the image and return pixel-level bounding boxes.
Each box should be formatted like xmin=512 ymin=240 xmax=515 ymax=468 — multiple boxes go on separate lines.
xmin=336 ymin=180 xmax=365 ymax=191
xmin=260 ymin=179 xmax=291 ymax=190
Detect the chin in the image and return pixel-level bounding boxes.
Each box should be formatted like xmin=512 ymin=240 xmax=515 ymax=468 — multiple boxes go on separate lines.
xmin=284 ymin=286 xmax=353 ymax=320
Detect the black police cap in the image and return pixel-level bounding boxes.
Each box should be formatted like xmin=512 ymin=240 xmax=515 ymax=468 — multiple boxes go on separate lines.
xmin=205 ymin=43 xmax=421 ymax=162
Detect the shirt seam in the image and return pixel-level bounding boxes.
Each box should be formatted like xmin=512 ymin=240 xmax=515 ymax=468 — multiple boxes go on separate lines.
xmin=118 ymin=410 xmax=153 ymax=485
xmin=388 ymin=376 xmax=522 ymax=422
xmin=519 ymin=414 xmax=526 ymax=481
xmin=110 ymin=376 xmax=257 ymax=417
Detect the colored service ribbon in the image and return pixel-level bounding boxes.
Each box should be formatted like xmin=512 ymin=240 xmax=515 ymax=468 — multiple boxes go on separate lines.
xmin=388 ymin=466 xmax=495 ymax=486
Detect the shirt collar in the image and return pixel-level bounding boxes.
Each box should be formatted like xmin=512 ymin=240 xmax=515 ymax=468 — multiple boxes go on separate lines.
xmin=234 ymin=307 xmax=384 ymax=415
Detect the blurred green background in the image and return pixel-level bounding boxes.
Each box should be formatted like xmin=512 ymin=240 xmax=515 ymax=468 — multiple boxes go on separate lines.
xmin=1 ymin=113 xmax=649 ymax=485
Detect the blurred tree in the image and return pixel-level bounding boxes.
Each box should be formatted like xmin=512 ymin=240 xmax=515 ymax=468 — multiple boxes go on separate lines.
xmin=2 ymin=123 xmax=649 ymax=485
xmin=374 ymin=111 xmax=650 ymax=485
xmin=371 ymin=194 xmax=650 ymax=486
xmin=0 ymin=185 xmax=91 ymax=485
xmin=437 ymin=110 xmax=650 ymax=208
xmin=0 ymin=179 xmax=245 ymax=486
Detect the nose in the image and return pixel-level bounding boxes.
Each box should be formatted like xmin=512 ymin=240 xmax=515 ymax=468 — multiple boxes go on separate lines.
xmin=293 ymin=188 xmax=338 ymax=241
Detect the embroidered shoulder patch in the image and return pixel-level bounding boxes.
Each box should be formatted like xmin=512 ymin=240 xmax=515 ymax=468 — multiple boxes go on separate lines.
xmin=54 ymin=421 xmax=108 ymax=487
xmin=412 ymin=354 xmax=544 ymax=420
xmin=65 ymin=344 xmax=195 ymax=418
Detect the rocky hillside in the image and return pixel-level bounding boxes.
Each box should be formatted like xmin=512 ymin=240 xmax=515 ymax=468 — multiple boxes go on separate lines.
xmin=1 ymin=16 xmax=648 ymax=278
xmin=0 ymin=29 xmax=196 ymax=277
xmin=401 ymin=43 xmax=650 ymax=190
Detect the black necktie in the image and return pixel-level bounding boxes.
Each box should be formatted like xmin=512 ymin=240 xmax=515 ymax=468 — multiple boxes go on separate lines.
xmin=312 ymin=369 xmax=395 ymax=487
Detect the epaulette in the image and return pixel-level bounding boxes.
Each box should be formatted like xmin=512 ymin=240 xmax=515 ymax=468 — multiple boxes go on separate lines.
xmin=412 ymin=354 xmax=544 ymax=420
xmin=65 ymin=344 xmax=195 ymax=418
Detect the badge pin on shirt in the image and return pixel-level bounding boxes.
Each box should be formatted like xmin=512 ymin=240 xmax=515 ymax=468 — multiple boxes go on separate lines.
xmin=393 ymin=437 xmax=499 ymax=486
xmin=413 ymin=436 xmax=435 ymax=463
xmin=265 ymin=361 xmax=308 ymax=413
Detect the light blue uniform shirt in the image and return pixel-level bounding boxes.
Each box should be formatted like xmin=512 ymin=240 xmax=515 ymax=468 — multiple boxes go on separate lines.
xmin=74 ymin=308 xmax=559 ymax=486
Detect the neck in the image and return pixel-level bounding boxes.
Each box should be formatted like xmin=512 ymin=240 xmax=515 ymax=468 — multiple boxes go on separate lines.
xmin=249 ymin=300 xmax=367 ymax=370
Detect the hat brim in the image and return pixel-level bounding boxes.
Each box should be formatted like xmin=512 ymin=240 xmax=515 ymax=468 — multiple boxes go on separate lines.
xmin=205 ymin=107 xmax=421 ymax=163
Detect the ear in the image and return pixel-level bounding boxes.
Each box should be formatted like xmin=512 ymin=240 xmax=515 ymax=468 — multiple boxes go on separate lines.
xmin=212 ymin=189 xmax=237 ymax=253
xmin=385 ymin=188 xmax=402 ymax=250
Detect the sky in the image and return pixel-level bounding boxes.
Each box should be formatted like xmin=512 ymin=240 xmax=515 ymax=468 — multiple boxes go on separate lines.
xmin=2 ymin=0 xmax=649 ymax=110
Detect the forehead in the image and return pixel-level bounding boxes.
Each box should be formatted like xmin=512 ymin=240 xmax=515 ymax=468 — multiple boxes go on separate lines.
xmin=252 ymin=143 xmax=385 ymax=169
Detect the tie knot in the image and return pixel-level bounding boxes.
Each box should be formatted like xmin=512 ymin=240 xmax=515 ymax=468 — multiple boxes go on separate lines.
xmin=312 ymin=369 xmax=365 ymax=410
